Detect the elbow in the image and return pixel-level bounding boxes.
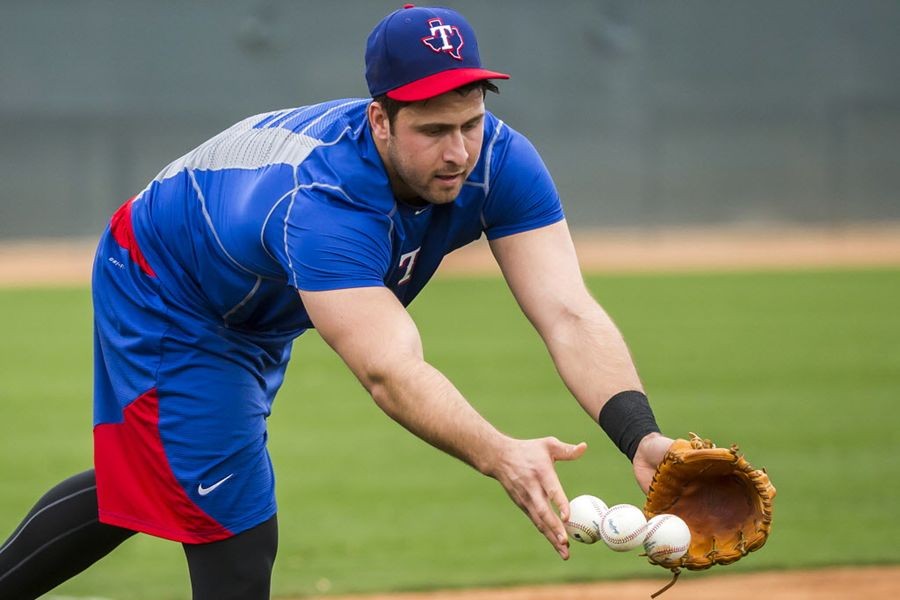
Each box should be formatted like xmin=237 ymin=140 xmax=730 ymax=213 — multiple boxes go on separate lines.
xmin=361 ymin=359 xmax=397 ymax=399
xmin=357 ymin=348 xmax=424 ymax=409
xmin=544 ymin=302 xmax=610 ymax=348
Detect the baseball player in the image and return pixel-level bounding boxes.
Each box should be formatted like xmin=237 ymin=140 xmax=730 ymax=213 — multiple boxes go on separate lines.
xmin=0 ymin=5 xmax=673 ymax=599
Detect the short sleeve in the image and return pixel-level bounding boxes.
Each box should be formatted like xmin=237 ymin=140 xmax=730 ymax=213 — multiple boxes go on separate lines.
xmin=282 ymin=189 xmax=393 ymax=291
xmin=481 ymin=126 xmax=565 ymax=240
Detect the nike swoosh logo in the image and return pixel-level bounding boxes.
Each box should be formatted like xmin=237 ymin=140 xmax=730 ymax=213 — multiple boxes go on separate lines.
xmin=197 ymin=473 xmax=234 ymax=496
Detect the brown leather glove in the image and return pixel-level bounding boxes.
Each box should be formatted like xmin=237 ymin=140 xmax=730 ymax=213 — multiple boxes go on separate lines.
xmin=643 ymin=433 xmax=776 ymax=571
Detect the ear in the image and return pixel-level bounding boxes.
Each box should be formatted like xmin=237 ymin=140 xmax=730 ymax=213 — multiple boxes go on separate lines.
xmin=368 ymin=101 xmax=391 ymax=142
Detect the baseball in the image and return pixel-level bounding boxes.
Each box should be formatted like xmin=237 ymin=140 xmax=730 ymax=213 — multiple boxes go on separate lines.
xmin=642 ymin=514 xmax=691 ymax=563
xmin=599 ymin=504 xmax=648 ymax=552
xmin=564 ymin=494 xmax=609 ymax=544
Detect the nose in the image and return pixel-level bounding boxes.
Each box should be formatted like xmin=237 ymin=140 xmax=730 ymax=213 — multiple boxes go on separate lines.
xmin=442 ymin=129 xmax=468 ymax=166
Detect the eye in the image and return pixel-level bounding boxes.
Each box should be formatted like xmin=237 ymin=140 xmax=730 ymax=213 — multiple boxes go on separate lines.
xmin=462 ymin=117 xmax=484 ymax=133
xmin=417 ymin=126 xmax=443 ymax=137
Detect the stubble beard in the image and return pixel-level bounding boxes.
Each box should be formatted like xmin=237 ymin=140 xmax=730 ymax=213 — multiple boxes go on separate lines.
xmin=387 ymin=142 xmax=467 ymax=206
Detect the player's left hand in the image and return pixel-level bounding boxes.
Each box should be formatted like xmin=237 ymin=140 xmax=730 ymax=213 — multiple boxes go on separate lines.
xmin=632 ymin=432 xmax=675 ymax=494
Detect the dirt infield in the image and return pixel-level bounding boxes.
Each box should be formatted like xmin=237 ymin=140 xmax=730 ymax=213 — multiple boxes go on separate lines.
xmin=1 ymin=224 xmax=900 ymax=287
xmin=438 ymin=223 xmax=900 ymax=276
xmin=309 ymin=566 xmax=900 ymax=600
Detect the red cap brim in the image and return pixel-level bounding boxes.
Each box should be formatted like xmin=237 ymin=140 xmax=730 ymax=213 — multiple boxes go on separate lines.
xmin=386 ymin=68 xmax=510 ymax=102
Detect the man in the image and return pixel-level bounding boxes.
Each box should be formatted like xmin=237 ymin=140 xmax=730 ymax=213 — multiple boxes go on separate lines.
xmin=0 ymin=5 xmax=673 ymax=599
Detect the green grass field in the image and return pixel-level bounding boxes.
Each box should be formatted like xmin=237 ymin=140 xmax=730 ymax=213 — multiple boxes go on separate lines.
xmin=1 ymin=269 xmax=898 ymax=599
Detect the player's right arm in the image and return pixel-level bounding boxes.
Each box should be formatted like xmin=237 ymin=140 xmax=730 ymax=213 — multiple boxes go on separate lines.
xmin=299 ymin=286 xmax=585 ymax=559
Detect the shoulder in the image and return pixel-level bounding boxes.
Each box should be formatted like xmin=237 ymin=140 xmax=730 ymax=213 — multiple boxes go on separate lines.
xmin=481 ymin=112 xmax=545 ymax=166
xmin=251 ymin=98 xmax=371 ymax=139
xmin=148 ymin=99 xmax=372 ymax=186
xmin=293 ymin=101 xmax=395 ymax=215
xmin=482 ymin=112 xmax=536 ymax=148
xmin=477 ymin=113 xmax=549 ymax=188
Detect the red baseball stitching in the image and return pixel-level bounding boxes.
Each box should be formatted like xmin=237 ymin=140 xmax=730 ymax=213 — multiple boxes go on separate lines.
xmin=566 ymin=521 xmax=598 ymax=541
xmin=648 ymin=544 xmax=689 ymax=560
xmin=643 ymin=514 xmax=674 ymax=540
xmin=600 ymin=506 xmax=648 ymax=544
xmin=589 ymin=498 xmax=608 ymax=515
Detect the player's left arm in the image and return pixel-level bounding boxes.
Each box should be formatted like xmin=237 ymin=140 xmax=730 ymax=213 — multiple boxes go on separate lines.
xmin=489 ymin=220 xmax=672 ymax=492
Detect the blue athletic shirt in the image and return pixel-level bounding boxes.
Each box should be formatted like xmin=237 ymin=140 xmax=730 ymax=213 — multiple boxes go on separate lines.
xmin=127 ymin=98 xmax=564 ymax=343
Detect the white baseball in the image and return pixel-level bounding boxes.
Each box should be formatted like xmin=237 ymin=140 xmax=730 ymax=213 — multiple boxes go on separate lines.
xmin=564 ymin=494 xmax=609 ymax=544
xmin=599 ymin=504 xmax=648 ymax=552
xmin=642 ymin=514 xmax=691 ymax=563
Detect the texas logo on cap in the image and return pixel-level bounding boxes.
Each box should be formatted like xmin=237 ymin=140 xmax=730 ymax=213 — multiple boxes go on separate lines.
xmin=365 ymin=4 xmax=509 ymax=102
xmin=422 ymin=17 xmax=464 ymax=60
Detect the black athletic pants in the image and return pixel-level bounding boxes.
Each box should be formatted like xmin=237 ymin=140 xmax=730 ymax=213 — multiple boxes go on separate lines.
xmin=0 ymin=470 xmax=278 ymax=599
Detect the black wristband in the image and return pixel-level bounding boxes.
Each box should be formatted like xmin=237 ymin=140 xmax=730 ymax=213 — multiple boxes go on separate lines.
xmin=598 ymin=390 xmax=660 ymax=462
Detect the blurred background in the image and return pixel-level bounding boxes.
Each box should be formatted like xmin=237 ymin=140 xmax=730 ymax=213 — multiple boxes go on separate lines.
xmin=2 ymin=0 xmax=899 ymax=240
xmin=2 ymin=3 xmax=900 ymax=598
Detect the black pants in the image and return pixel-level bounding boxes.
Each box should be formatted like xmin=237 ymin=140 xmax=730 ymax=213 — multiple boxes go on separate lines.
xmin=0 ymin=470 xmax=278 ymax=599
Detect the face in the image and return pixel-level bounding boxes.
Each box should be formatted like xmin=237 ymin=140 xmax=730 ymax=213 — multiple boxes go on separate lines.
xmin=370 ymin=89 xmax=485 ymax=205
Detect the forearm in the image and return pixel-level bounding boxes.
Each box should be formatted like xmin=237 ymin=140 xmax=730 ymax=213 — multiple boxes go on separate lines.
xmin=545 ymin=305 xmax=667 ymax=476
xmin=362 ymin=352 xmax=587 ymax=559
xmin=300 ymin=285 xmax=587 ymax=557
xmin=365 ymin=357 xmax=509 ymax=476
xmin=543 ymin=299 xmax=644 ymax=419
xmin=488 ymin=222 xmax=670 ymax=490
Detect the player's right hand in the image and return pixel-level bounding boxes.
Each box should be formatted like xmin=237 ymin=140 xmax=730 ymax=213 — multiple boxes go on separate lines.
xmin=484 ymin=436 xmax=587 ymax=559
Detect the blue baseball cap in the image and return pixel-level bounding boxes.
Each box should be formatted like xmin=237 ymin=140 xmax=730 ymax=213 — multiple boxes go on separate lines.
xmin=365 ymin=4 xmax=510 ymax=102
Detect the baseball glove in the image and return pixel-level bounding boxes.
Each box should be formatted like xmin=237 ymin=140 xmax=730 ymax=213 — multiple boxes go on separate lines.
xmin=643 ymin=433 xmax=776 ymax=572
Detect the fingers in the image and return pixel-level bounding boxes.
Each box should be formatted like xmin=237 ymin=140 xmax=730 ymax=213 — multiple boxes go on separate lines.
xmin=549 ymin=439 xmax=587 ymax=462
xmin=518 ymin=486 xmax=570 ymax=559
xmin=545 ymin=439 xmax=586 ymax=523
xmin=530 ymin=445 xmax=584 ymax=558
xmin=551 ymin=483 xmax=571 ymax=523
xmin=497 ymin=437 xmax=589 ymax=560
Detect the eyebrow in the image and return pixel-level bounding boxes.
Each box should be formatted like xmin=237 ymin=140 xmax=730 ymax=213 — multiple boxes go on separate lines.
xmin=414 ymin=113 xmax=484 ymax=132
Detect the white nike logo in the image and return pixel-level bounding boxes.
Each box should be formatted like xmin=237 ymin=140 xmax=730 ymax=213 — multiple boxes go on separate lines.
xmin=197 ymin=473 xmax=234 ymax=496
